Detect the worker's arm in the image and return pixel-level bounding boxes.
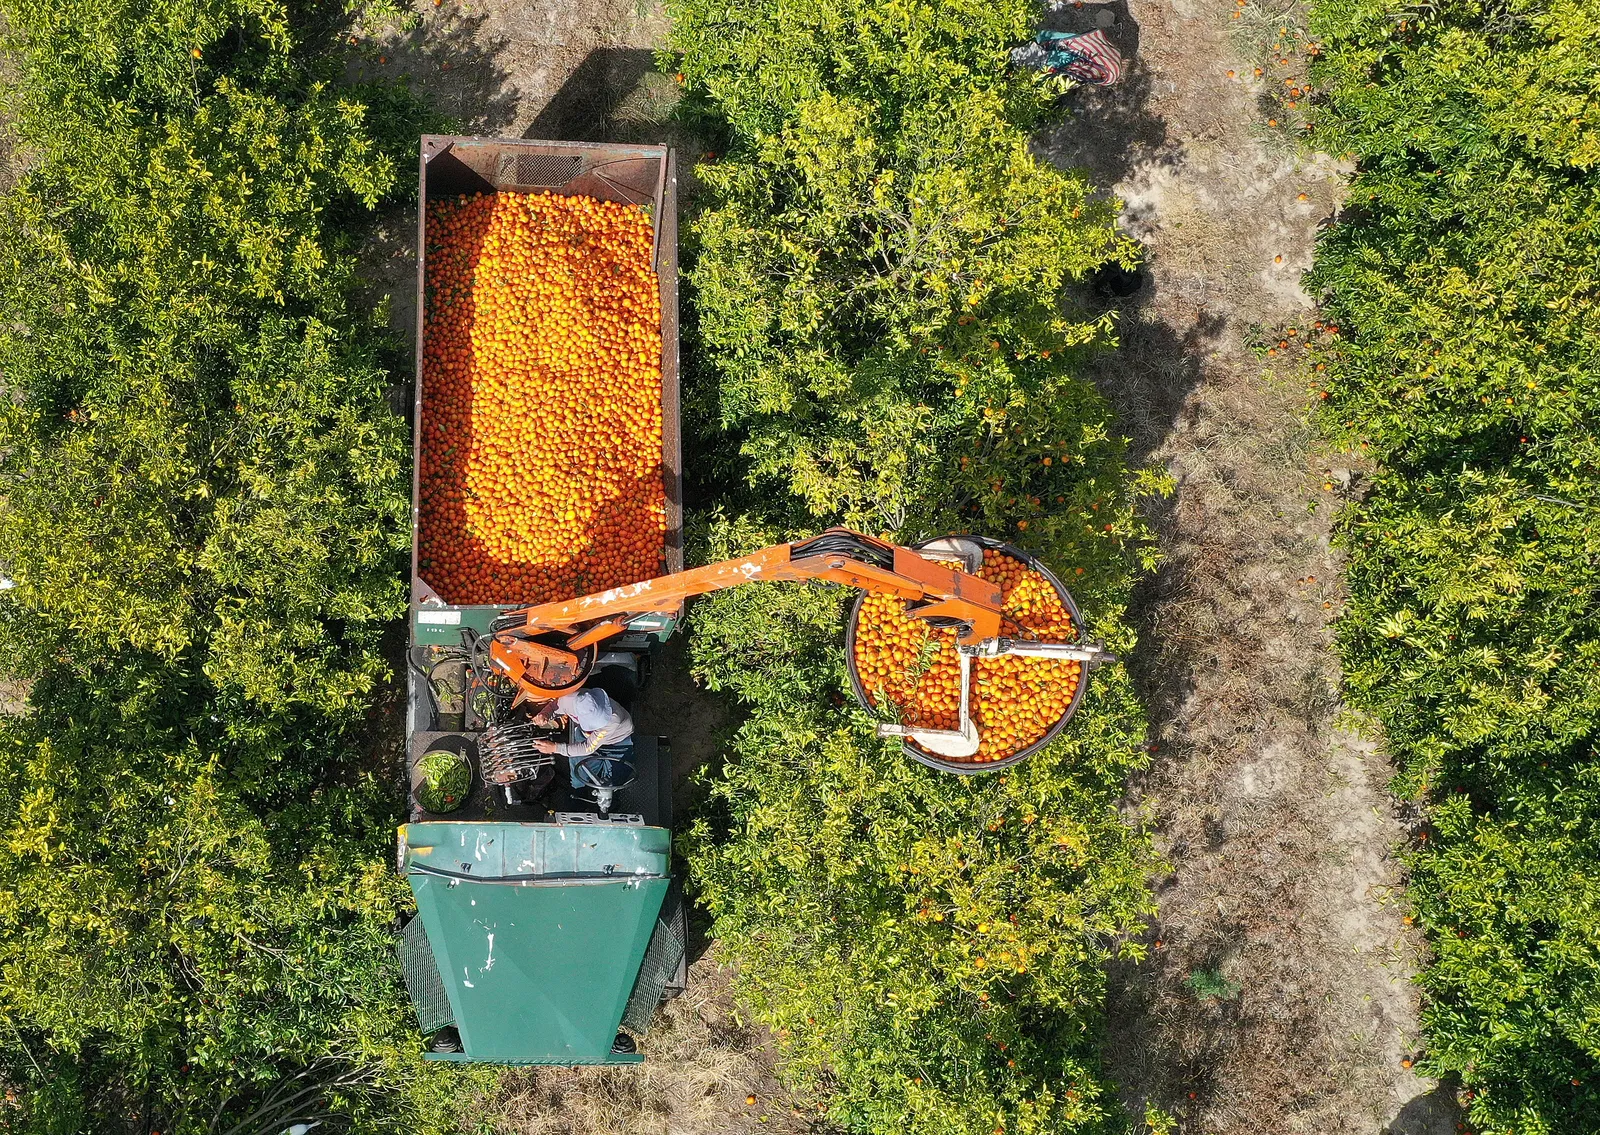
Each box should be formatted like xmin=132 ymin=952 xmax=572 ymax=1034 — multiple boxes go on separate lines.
xmin=528 ymin=703 xmax=560 ymax=726
xmin=554 ymin=711 xmax=632 ymax=757
xmin=531 ymin=690 xmax=634 ymax=756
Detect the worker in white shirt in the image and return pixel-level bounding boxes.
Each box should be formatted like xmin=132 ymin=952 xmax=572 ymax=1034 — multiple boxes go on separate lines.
xmin=531 ymin=687 xmax=635 ymax=790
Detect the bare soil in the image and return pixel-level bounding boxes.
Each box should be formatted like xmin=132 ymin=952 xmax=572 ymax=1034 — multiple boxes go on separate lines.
xmin=358 ymin=0 xmax=671 ymax=139
xmin=1037 ymin=1 xmax=1459 ymax=1132
xmin=487 ymin=958 xmax=825 ymax=1135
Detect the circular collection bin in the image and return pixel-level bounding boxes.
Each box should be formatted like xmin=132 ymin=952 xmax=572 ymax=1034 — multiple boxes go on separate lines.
xmin=844 ymin=534 xmax=1091 ymax=775
xmin=412 ymin=741 xmax=477 ymax=816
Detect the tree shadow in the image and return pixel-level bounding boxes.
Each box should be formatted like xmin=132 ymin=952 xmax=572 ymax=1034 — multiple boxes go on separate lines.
xmin=525 ymin=46 xmax=659 ymax=141
xmin=346 ymin=8 xmax=521 ymax=369
xmin=352 ymin=7 xmax=520 ymax=136
xmin=1103 ymin=915 xmax=1252 ymax=1126
xmin=523 ymin=46 xmax=713 ymax=202
xmin=1043 ymin=0 xmax=1143 ymax=64
xmin=631 ymin=626 xmax=743 ymax=816
xmin=1035 ymin=2 xmax=1221 ymax=750
xmin=1032 ymin=4 xmax=1288 ymax=1125
xmin=1384 ymin=1083 xmax=1464 ymax=1135
xmin=1039 ymin=1 xmax=1173 ymax=195
xmin=1042 ymin=5 xmax=1203 ymax=467
xmin=1082 ymin=307 xmax=1270 ymax=1132
xmin=1076 ymin=298 xmax=1226 ymax=743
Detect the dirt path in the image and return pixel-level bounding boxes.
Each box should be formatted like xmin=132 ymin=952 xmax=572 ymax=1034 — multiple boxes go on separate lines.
xmin=360 ymin=0 xmax=670 ymax=138
xmin=492 ymin=958 xmax=822 ymax=1135
xmin=1038 ymin=3 xmax=1459 ymax=1133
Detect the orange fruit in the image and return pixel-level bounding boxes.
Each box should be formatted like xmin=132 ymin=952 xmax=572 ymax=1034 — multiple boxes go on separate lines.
xmin=418 ymin=191 xmax=666 ymax=605
xmin=852 ymin=549 xmax=1080 ymax=762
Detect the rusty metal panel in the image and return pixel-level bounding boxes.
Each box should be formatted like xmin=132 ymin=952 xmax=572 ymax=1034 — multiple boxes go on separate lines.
xmin=657 ymin=150 xmax=683 ymax=575
xmin=419 ymin=136 xmax=667 ymax=208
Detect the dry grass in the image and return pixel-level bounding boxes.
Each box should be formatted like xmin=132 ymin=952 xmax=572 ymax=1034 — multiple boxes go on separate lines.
xmin=0 ymin=682 xmax=30 ymax=716
xmin=0 ymin=43 xmax=19 ymax=194
xmin=487 ymin=956 xmax=827 ymax=1135
xmin=1038 ymin=0 xmax=1456 ymax=1131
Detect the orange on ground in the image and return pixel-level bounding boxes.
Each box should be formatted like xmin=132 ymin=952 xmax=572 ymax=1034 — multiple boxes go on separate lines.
xmin=418 ymin=191 xmax=666 ymax=604
xmin=851 ymin=548 xmax=1081 ymax=763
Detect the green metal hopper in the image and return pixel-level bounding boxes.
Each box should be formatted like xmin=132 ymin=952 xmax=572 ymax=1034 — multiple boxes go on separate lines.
xmin=398 ymin=821 xmax=677 ymax=1064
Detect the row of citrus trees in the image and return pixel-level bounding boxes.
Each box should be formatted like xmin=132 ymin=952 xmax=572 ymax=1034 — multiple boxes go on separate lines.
xmin=1308 ymin=1 xmax=1600 ymax=1131
xmin=664 ymin=3 xmax=1168 ymax=1133
xmin=0 ymin=1 xmax=485 ymax=1131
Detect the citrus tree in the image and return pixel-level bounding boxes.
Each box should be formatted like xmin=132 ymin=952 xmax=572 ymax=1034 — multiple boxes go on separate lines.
xmin=0 ymin=1 xmax=483 ymax=1130
xmin=668 ymin=2 xmax=1165 ymax=1131
xmin=1309 ymin=0 xmax=1600 ymax=1128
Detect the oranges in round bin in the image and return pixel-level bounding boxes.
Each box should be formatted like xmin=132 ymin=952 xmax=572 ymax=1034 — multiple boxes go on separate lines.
xmin=852 ymin=549 xmax=1082 ymax=763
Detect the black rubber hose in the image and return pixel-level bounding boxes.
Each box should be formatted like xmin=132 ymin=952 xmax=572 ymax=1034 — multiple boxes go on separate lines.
xmin=791 ymin=531 xmax=894 ymax=570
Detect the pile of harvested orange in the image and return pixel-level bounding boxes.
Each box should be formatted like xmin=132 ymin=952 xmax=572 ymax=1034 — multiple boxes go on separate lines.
xmin=418 ymin=191 xmax=666 ymax=604
xmin=852 ymin=548 xmax=1081 ymax=763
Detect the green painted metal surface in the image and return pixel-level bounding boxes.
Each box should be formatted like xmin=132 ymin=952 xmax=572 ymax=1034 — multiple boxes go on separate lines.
xmin=402 ymin=822 xmax=670 ymax=1063
xmin=411 ymin=604 xmax=677 ymax=647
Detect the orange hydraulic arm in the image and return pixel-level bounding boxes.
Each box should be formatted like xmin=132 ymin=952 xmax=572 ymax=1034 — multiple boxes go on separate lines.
xmin=517 ymin=528 xmax=1001 ymax=644
xmin=484 ymin=529 xmax=1004 ymax=703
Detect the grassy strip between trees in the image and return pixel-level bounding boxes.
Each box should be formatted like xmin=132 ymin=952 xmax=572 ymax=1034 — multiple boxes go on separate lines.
xmin=665 ymin=3 xmax=1168 ymax=1133
xmin=0 ymin=1 xmax=491 ymax=1131
xmin=1308 ymin=1 xmax=1600 ymax=1131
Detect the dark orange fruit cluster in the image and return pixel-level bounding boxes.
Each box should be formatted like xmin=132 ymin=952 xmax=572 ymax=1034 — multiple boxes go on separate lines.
xmin=418 ymin=191 xmax=665 ymax=604
xmin=852 ymin=548 xmax=1081 ymax=762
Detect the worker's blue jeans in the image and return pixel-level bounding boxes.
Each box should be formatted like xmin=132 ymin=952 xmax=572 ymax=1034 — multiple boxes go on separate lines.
xmin=569 ymin=738 xmax=636 ymax=791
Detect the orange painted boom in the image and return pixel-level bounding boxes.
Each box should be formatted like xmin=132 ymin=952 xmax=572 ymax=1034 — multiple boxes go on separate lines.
xmin=505 ymin=528 xmax=1004 ymax=647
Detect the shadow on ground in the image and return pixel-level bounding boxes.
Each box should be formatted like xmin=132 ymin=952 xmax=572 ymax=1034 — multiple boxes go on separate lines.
xmin=526 ymin=46 xmax=658 ymax=140
xmin=1036 ymin=0 xmax=1446 ymax=1131
xmin=358 ymin=7 xmax=521 ymax=134
xmin=1385 ymin=1084 xmax=1465 ymax=1135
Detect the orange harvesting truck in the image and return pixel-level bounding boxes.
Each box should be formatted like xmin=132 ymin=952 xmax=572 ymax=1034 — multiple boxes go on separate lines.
xmin=398 ymin=137 xmax=1111 ymax=1065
